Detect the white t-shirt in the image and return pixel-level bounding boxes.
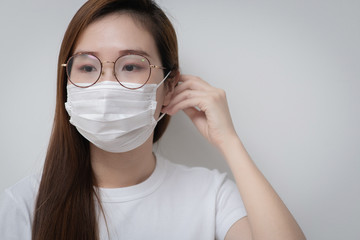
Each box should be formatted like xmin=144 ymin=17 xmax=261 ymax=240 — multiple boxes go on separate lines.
xmin=0 ymin=153 xmax=247 ymax=240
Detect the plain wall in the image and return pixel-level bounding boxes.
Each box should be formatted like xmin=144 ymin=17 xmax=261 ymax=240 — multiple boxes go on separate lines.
xmin=0 ymin=0 xmax=359 ymax=239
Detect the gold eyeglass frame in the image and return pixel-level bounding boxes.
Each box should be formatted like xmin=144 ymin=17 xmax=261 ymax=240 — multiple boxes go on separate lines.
xmin=61 ymin=52 xmax=167 ymax=90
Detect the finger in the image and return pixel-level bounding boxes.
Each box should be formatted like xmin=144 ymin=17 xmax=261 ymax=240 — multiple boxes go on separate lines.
xmin=165 ymin=96 xmax=209 ymax=116
xmin=164 ymin=90 xmax=207 ymax=113
xmin=179 ymin=74 xmax=211 ymax=86
xmin=183 ymin=107 xmax=207 ymax=127
xmin=183 ymin=107 xmax=201 ymax=119
xmin=176 ymin=75 xmax=212 ymax=91
xmin=180 ymin=74 xmax=210 ymax=84
xmin=172 ymin=80 xmax=210 ymax=100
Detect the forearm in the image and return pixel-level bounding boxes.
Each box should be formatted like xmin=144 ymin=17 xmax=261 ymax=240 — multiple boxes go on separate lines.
xmin=165 ymin=74 xmax=305 ymax=238
xmin=219 ymin=135 xmax=306 ymax=240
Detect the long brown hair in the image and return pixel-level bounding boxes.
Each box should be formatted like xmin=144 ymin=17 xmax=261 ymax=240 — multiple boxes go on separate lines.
xmin=32 ymin=0 xmax=178 ymax=239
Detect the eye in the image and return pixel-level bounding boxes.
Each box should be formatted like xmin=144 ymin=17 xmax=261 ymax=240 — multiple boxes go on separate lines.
xmin=124 ymin=64 xmax=136 ymax=72
xmin=79 ymin=65 xmax=97 ymax=73
xmin=122 ymin=64 xmax=145 ymax=72
xmin=116 ymin=55 xmax=148 ymax=74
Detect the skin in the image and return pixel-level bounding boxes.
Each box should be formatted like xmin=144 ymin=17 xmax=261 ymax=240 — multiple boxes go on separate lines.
xmin=73 ymin=13 xmax=174 ymax=188
xmin=164 ymin=76 xmax=306 ymax=239
xmin=73 ymin=13 xmax=306 ymax=240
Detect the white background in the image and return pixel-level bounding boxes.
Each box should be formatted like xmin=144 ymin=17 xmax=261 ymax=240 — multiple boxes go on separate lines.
xmin=0 ymin=0 xmax=359 ymax=239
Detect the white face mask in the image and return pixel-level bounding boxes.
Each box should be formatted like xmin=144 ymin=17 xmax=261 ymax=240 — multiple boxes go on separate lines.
xmin=64 ymin=71 xmax=171 ymax=153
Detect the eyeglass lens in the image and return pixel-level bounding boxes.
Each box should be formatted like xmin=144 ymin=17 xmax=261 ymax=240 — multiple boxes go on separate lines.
xmin=66 ymin=54 xmax=151 ymax=88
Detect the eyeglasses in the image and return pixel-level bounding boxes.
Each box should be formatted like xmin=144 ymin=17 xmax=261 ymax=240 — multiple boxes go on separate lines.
xmin=61 ymin=53 xmax=167 ymax=89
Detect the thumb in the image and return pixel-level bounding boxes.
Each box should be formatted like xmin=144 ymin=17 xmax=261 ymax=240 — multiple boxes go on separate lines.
xmin=183 ymin=107 xmax=207 ymax=133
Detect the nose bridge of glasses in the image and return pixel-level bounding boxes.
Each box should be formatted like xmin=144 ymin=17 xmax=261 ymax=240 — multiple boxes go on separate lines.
xmin=101 ymin=60 xmax=116 ymax=76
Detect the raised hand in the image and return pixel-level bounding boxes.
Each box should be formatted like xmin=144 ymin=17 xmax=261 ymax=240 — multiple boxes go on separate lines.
xmin=162 ymin=74 xmax=239 ymax=150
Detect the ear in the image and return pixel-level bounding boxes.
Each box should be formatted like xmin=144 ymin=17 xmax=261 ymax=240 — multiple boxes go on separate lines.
xmin=163 ymin=71 xmax=180 ymax=107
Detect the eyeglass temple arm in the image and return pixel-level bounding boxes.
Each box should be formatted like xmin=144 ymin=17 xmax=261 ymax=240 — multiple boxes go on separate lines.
xmin=150 ymin=65 xmax=166 ymax=70
xmin=61 ymin=64 xmax=67 ymax=67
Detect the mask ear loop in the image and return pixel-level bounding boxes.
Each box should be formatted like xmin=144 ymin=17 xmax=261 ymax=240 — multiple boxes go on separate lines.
xmin=156 ymin=70 xmax=172 ymax=122
xmin=156 ymin=70 xmax=172 ymax=90
xmin=157 ymin=112 xmax=167 ymax=122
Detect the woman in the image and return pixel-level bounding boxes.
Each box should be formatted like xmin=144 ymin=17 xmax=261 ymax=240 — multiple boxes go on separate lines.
xmin=0 ymin=0 xmax=305 ymax=239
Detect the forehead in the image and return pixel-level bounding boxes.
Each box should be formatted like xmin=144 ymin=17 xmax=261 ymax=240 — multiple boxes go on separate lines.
xmin=73 ymin=13 xmax=159 ymax=61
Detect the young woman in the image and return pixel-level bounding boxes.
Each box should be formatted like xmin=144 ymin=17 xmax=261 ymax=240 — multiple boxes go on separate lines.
xmin=0 ymin=0 xmax=306 ymax=239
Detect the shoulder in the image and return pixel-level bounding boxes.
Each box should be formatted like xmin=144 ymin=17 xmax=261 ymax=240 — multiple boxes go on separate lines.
xmin=2 ymin=174 xmax=40 ymax=203
xmin=160 ymin=154 xmax=231 ymax=193
xmin=0 ymin=174 xmax=40 ymax=239
xmin=0 ymin=174 xmax=40 ymax=218
xmin=158 ymin=154 xmax=247 ymax=239
xmin=166 ymin=156 xmax=227 ymax=179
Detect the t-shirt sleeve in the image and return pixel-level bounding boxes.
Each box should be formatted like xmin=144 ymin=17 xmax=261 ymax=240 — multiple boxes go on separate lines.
xmin=0 ymin=189 xmax=32 ymax=240
xmin=215 ymin=175 xmax=247 ymax=240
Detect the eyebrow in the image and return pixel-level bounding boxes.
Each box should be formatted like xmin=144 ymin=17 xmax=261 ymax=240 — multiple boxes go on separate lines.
xmin=73 ymin=49 xmax=151 ymax=58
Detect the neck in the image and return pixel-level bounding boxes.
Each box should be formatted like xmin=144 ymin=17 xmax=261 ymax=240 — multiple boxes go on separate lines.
xmin=90 ymin=137 xmax=156 ymax=188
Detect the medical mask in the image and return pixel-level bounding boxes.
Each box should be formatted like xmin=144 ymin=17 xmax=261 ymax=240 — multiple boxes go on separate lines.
xmin=64 ymin=72 xmax=171 ymax=153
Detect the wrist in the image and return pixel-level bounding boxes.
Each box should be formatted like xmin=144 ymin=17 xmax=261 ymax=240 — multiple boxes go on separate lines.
xmin=217 ymin=134 xmax=255 ymax=176
xmin=217 ymin=133 xmax=244 ymax=155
